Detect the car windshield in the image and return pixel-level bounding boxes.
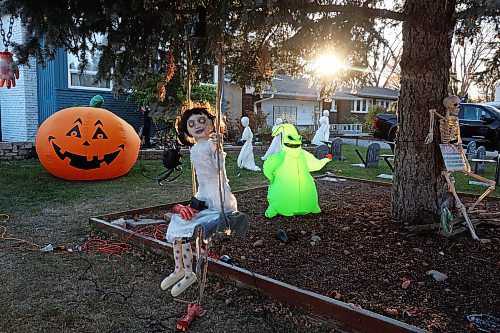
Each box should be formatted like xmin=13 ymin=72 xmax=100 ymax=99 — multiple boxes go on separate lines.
xmin=483 ymin=105 xmax=500 ymax=115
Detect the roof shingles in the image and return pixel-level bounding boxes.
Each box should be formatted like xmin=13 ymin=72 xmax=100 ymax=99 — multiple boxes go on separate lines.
xmin=262 ymin=75 xmax=398 ymax=100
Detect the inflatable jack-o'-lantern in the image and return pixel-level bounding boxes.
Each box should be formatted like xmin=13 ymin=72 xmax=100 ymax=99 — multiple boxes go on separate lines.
xmin=36 ymin=107 xmax=141 ymax=180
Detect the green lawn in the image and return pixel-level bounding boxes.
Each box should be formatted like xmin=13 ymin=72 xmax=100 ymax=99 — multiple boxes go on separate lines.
xmin=0 ymin=153 xmax=267 ymax=217
xmin=0 ymin=149 xmax=340 ymax=333
xmin=0 ymin=143 xmax=497 ymax=333
xmin=1 ymin=143 xmax=497 ymax=218
xmin=327 ymin=144 xmax=499 ymax=197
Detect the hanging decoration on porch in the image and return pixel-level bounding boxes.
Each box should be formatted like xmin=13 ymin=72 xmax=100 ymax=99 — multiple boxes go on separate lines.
xmin=263 ymin=124 xmax=332 ymax=218
xmin=36 ymin=107 xmax=141 ymax=180
xmin=425 ymin=95 xmax=496 ymax=242
xmin=0 ymin=15 xmax=19 ymax=89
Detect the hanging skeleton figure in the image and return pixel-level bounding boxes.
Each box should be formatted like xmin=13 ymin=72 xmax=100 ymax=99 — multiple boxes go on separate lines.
xmin=425 ymin=95 xmax=496 ymax=241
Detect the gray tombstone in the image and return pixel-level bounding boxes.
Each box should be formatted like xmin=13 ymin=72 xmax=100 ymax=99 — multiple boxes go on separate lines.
xmin=466 ymin=141 xmax=477 ymax=162
xmin=366 ymin=143 xmax=381 ymax=168
xmin=474 ymin=146 xmax=486 ymax=173
xmin=315 ymin=144 xmax=330 ymax=172
xmin=330 ymin=138 xmax=343 ymax=161
xmin=315 ymin=144 xmax=329 ymax=159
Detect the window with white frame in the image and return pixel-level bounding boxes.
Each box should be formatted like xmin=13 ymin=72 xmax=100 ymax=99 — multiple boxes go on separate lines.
xmin=67 ymin=34 xmax=111 ymax=90
xmin=330 ymin=100 xmax=337 ymax=112
xmin=273 ymin=106 xmax=297 ymax=124
xmin=375 ymin=99 xmax=392 ymax=109
xmin=351 ymin=98 xmax=372 ymax=113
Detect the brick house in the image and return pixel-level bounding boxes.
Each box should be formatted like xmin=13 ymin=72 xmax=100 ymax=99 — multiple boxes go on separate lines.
xmin=224 ymin=75 xmax=399 ymax=130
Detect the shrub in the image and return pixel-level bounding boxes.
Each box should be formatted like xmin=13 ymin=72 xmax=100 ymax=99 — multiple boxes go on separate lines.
xmin=180 ymin=83 xmax=217 ymax=108
xmin=344 ymin=115 xmax=361 ymax=124
xmin=224 ymin=113 xmax=242 ymax=143
xmin=244 ymin=110 xmax=268 ymax=132
xmin=257 ymin=125 xmax=273 ymax=143
xmin=299 ymin=127 xmax=314 ymax=143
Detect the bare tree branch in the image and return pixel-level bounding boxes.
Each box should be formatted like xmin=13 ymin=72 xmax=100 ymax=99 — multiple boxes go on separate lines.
xmin=450 ymin=24 xmax=498 ymax=98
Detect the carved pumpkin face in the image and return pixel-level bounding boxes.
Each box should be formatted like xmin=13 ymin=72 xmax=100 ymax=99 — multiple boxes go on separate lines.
xmin=36 ymin=107 xmax=141 ymax=180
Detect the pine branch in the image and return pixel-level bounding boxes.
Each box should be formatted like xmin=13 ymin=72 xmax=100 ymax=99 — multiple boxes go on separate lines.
xmin=454 ymin=0 xmax=500 ymax=20
xmin=298 ymin=4 xmax=407 ymax=22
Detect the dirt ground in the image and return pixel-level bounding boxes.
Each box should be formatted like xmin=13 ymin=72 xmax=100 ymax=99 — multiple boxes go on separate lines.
xmin=0 ymin=201 xmax=340 ymax=333
xmin=126 ymin=177 xmax=500 ymax=333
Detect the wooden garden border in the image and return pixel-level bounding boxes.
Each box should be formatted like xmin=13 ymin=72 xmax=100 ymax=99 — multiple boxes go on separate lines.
xmin=89 ymin=181 xmax=430 ymax=333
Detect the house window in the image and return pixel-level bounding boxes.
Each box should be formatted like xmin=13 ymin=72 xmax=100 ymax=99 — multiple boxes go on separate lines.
xmin=67 ymin=34 xmax=111 ymax=91
xmin=330 ymin=100 xmax=337 ymax=112
xmin=313 ymin=105 xmax=321 ymax=127
xmin=273 ymin=106 xmax=297 ymax=124
xmin=375 ymin=99 xmax=391 ymax=109
xmin=351 ymin=99 xmax=372 ymax=113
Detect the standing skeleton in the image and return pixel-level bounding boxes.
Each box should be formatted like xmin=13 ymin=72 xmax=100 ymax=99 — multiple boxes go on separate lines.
xmin=425 ymin=96 xmax=496 ymax=241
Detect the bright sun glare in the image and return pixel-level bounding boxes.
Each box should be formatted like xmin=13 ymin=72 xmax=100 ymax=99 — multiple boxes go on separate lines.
xmin=313 ymin=54 xmax=343 ymax=76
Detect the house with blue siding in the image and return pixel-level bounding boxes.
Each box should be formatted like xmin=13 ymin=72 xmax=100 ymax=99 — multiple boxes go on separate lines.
xmin=0 ymin=16 xmax=140 ymax=142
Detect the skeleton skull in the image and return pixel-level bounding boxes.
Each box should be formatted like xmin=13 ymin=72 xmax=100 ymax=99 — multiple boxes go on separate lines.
xmin=443 ymin=95 xmax=461 ymax=115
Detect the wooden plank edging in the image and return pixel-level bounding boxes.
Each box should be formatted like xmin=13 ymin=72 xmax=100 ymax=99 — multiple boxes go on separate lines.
xmin=89 ymin=216 xmax=427 ymax=333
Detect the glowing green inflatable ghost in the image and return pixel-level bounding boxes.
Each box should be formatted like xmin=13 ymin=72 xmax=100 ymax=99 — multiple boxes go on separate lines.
xmin=263 ymin=124 xmax=331 ymax=218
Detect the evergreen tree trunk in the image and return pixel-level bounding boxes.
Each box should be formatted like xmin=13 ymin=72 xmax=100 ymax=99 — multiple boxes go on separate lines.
xmin=392 ymin=0 xmax=456 ymax=225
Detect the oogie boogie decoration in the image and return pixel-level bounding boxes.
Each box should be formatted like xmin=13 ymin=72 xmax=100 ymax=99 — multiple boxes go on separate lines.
xmin=263 ymin=124 xmax=332 ymax=218
xmin=36 ymin=107 xmax=140 ymax=180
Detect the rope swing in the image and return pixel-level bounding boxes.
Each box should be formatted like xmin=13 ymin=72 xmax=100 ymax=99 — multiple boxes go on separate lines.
xmin=175 ymin=28 xmax=227 ymax=331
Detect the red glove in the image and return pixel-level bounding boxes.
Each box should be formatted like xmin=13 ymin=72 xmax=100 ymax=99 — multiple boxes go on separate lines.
xmin=0 ymin=51 xmax=19 ymax=89
xmin=172 ymin=204 xmax=199 ymax=220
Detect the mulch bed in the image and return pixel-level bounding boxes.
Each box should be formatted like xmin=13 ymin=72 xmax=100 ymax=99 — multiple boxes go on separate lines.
xmin=109 ymin=178 xmax=500 ymax=333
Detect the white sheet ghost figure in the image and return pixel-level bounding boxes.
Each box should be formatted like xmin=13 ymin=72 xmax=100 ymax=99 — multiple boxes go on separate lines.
xmin=261 ymin=117 xmax=283 ymax=161
xmin=311 ymin=110 xmax=330 ymax=146
xmin=237 ymin=116 xmax=261 ymax=171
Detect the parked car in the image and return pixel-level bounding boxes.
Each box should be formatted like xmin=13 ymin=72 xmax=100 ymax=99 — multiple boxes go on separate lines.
xmin=373 ymin=103 xmax=500 ymax=151
xmin=373 ymin=114 xmax=398 ymax=141
xmin=482 ymin=101 xmax=500 ymax=109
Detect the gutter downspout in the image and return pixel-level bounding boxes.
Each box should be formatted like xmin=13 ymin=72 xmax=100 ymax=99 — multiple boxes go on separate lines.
xmin=253 ymin=93 xmax=274 ymax=114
